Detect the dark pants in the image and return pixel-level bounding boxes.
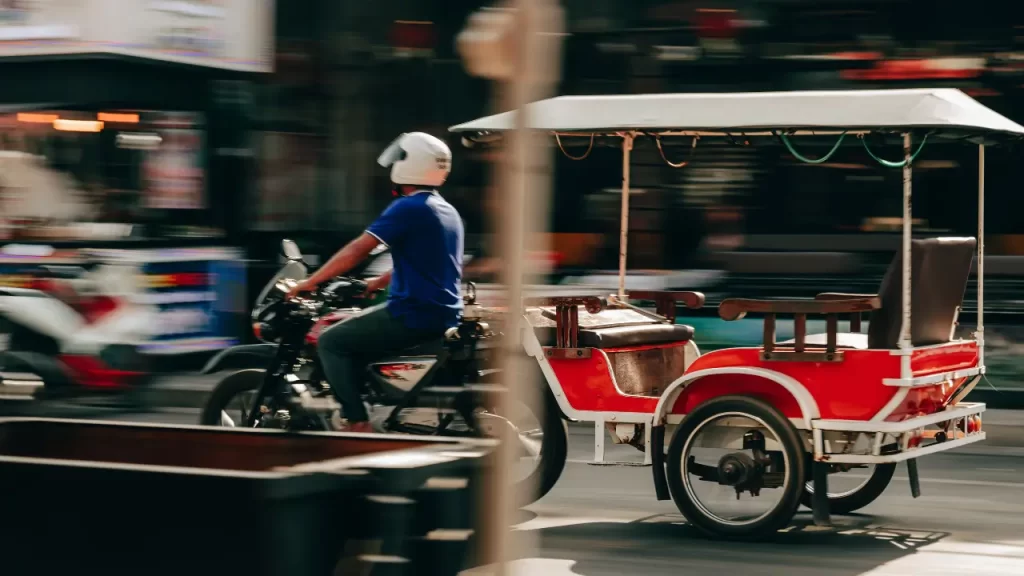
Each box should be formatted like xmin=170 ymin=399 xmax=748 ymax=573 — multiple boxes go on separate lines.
xmin=317 ymin=303 xmax=436 ymax=422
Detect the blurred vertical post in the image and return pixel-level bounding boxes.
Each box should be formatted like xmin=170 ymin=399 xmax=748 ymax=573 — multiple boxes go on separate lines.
xmin=457 ymin=0 xmax=564 ymax=572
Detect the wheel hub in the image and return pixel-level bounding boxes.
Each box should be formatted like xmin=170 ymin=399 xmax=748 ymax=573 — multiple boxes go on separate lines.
xmin=717 ymin=452 xmax=760 ymax=487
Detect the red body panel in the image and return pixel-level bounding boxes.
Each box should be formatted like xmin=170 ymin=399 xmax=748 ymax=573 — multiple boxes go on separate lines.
xmin=546 ymin=347 xmax=664 ymax=413
xmin=910 ymin=341 xmax=978 ymax=376
xmin=676 ymin=348 xmax=900 ymax=420
xmin=546 ymin=337 xmax=979 ymax=422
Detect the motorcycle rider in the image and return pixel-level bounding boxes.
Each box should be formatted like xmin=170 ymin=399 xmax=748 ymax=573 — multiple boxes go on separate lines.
xmin=285 ymin=132 xmax=464 ymax=432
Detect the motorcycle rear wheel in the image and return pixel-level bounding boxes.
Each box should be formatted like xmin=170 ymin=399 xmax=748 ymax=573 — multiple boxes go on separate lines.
xmin=510 ymin=388 xmax=568 ymax=507
xmin=198 ymin=368 xmax=568 ymax=507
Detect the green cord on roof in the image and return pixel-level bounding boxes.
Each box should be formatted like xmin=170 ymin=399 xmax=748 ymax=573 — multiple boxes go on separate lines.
xmin=860 ymin=133 xmax=930 ymax=168
xmin=777 ymin=132 xmax=847 ymax=164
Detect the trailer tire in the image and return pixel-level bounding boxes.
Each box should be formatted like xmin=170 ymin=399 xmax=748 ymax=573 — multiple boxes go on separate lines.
xmin=800 ymin=463 xmax=896 ymax=515
xmin=666 ymin=395 xmax=805 ymax=540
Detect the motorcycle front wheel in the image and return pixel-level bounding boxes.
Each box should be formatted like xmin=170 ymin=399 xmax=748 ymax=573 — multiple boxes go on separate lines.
xmin=199 ymin=369 xmax=268 ymax=427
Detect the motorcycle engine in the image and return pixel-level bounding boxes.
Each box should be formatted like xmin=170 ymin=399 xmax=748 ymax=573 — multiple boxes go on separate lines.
xmin=367 ymin=405 xmax=443 ymax=433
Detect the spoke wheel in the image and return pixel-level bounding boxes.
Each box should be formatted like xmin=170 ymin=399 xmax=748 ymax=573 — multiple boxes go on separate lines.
xmin=800 ymin=463 xmax=896 ymax=515
xmin=199 ymin=370 xmax=267 ymax=428
xmin=667 ymin=395 xmax=806 ymax=540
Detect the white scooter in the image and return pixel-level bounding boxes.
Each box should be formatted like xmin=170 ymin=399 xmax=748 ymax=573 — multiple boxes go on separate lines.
xmin=0 ymin=254 xmax=152 ymax=399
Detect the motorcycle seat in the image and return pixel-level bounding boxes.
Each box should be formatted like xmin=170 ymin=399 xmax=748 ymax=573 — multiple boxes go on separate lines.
xmin=398 ymin=338 xmax=446 ymax=356
xmin=532 ymin=322 xmax=693 ymax=349
xmin=579 ymin=323 xmax=694 ymax=348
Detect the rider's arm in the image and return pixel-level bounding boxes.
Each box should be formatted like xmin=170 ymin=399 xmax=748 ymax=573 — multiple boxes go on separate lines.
xmin=304 ymin=232 xmax=380 ymax=287
xmin=298 ymin=198 xmax=412 ymax=293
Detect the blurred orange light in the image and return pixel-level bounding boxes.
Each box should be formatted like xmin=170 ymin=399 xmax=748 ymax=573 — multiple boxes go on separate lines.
xmin=98 ymin=112 xmax=139 ymax=123
xmin=17 ymin=113 xmax=58 ymax=123
xmin=54 ymin=119 xmax=104 ymax=133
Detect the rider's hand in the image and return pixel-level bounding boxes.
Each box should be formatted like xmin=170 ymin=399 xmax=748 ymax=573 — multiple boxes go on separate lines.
xmin=285 ymin=279 xmax=316 ymax=300
xmin=360 ymin=275 xmax=387 ymax=298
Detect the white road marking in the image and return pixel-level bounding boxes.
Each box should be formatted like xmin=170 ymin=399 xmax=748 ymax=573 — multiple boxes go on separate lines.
xmin=513 ymin=515 xmax=637 ymax=532
xmin=857 ymin=539 xmax=1024 ymax=575
xmin=460 ymin=558 xmax=580 ymax=576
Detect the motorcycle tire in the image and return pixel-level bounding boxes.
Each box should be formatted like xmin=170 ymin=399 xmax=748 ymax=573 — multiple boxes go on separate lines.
xmin=198 ymin=368 xmax=569 ymax=506
xmin=199 ymin=369 xmax=266 ymax=427
xmin=515 ymin=389 xmax=569 ymax=507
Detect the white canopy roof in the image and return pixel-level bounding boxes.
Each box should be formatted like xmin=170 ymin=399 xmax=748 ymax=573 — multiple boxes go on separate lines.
xmin=449 ymin=89 xmax=1024 ymax=138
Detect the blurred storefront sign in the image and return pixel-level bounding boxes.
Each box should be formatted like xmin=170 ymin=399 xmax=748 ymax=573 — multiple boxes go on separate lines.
xmin=0 ymin=0 xmax=78 ymax=41
xmin=132 ymin=248 xmax=246 ymax=353
xmin=0 ymin=0 xmax=273 ymax=72
xmin=0 ymin=246 xmax=246 ymax=354
xmin=144 ymin=112 xmax=206 ymax=210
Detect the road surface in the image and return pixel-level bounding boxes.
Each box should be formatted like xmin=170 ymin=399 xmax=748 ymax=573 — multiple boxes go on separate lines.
xmin=83 ymin=408 xmax=1024 ymax=575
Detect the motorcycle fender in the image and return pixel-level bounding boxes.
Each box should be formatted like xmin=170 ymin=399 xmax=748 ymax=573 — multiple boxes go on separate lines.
xmin=0 ymin=351 xmax=74 ymax=388
xmin=200 ymin=344 xmax=277 ymax=375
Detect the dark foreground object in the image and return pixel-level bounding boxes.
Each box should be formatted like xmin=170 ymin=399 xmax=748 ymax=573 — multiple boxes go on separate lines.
xmin=0 ymin=418 xmax=496 ymax=576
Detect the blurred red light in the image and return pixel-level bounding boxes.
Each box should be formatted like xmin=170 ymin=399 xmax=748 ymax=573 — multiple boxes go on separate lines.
xmin=391 ymin=20 xmax=435 ymax=50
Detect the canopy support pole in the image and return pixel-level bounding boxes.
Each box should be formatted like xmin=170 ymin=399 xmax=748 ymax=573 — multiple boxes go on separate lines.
xmin=618 ymin=133 xmax=635 ymax=299
xmin=899 ymin=132 xmax=913 ymax=378
xmin=977 ymin=144 xmax=985 ymax=367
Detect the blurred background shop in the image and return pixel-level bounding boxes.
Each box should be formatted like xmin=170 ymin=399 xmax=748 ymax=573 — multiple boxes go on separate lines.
xmin=3 ymin=0 xmax=1024 ymax=377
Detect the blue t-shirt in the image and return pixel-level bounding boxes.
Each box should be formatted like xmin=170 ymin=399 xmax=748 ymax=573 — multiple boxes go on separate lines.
xmin=366 ymin=191 xmax=464 ymax=332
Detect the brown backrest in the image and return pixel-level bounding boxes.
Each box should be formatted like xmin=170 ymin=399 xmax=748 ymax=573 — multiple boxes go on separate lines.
xmin=867 ymin=237 xmax=976 ymax=349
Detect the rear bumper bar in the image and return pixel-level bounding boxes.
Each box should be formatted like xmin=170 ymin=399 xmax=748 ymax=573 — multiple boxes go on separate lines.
xmin=811 ymin=402 xmax=986 ymax=464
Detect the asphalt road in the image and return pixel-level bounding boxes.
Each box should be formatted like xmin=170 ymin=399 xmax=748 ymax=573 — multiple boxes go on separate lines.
xmin=56 ymin=408 xmax=1024 ymax=576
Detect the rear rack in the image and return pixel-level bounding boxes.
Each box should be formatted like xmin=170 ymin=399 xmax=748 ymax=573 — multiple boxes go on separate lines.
xmin=812 ymin=402 xmax=986 ymax=464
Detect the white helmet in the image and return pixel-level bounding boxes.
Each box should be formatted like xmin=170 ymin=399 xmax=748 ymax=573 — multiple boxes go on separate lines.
xmin=377 ymin=132 xmax=452 ymax=187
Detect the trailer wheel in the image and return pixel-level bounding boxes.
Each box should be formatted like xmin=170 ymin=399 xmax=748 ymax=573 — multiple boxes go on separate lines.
xmin=666 ymin=395 xmax=806 ymax=540
xmin=800 ymin=463 xmax=896 ymax=515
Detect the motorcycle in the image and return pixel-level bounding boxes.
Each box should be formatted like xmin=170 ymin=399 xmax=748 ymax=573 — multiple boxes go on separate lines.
xmin=0 ymin=254 xmax=150 ymax=399
xmin=198 ymin=239 xmax=568 ymax=505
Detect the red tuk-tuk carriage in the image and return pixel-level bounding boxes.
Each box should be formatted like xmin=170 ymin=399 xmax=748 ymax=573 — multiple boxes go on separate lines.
xmin=450 ymin=89 xmax=1021 ymax=538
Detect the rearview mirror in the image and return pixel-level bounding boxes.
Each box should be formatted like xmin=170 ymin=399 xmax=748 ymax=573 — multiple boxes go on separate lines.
xmin=281 ymin=239 xmax=302 ymax=261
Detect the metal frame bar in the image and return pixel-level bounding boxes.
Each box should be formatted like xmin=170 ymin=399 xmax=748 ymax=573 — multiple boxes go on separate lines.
xmin=618 ymin=133 xmax=635 ymax=299
xmin=821 ymin=433 xmax=986 ymax=464
xmin=977 ymin=144 xmax=985 ymax=367
xmin=550 ymin=129 xmax=870 ymax=138
xmin=812 ymin=402 xmax=986 ymax=433
xmin=899 ymin=132 xmax=913 ymax=379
